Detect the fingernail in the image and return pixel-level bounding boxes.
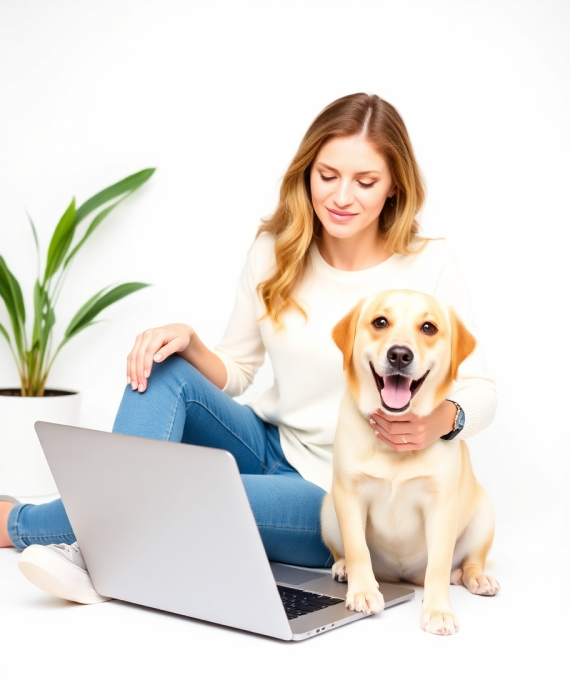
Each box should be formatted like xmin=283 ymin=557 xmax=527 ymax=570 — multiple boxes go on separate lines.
xmin=131 ymin=382 xmax=137 ymax=390
xmin=154 ymin=354 xmax=162 ymax=361
xmin=126 ymin=376 xmax=131 ymax=385
xmin=144 ymin=370 xmax=149 ymax=378
xmin=138 ymin=383 xmax=144 ymax=393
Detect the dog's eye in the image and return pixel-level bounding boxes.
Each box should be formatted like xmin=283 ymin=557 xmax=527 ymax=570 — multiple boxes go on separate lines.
xmin=372 ymin=317 xmax=389 ymax=329
xmin=421 ymin=322 xmax=437 ymax=335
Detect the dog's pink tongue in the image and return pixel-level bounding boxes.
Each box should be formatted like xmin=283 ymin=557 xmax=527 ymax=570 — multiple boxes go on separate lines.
xmin=380 ymin=375 xmax=412 ymax=410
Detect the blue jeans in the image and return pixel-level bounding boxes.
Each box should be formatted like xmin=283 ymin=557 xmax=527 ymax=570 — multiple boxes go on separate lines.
xmin=8 ymin=357 xmax=334 ymax=568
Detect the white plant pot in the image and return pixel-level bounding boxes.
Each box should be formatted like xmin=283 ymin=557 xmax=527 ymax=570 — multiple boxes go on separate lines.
xmin=0 ymin=390 xmax=81 ymax=500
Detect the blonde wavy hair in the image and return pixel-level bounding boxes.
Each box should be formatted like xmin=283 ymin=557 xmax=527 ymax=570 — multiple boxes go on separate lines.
xmin=256 ymin=93 xmax=427 ymax=328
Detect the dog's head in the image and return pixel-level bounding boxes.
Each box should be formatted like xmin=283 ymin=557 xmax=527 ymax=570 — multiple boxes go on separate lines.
xmin=332 ymin=290 xmax=476 ymax=417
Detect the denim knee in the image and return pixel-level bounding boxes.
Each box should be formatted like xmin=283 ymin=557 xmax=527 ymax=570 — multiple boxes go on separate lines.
xmin=148 ymin=356 xmax=203 ymax=392
xmin=113 ymin=356 xmax=222 ymax=440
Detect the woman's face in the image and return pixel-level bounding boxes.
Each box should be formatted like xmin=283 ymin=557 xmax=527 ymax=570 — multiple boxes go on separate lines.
xmin=309 ymin=135 xmax=396 ymax=242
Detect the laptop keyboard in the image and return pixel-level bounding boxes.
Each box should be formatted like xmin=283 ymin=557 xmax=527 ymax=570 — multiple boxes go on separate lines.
xmin=277 ymin=585 xmax=344 ymax=620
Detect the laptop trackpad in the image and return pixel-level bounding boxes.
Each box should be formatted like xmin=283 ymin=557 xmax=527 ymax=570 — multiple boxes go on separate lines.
xmin=270 ymin=562 xmax=325 ymax=586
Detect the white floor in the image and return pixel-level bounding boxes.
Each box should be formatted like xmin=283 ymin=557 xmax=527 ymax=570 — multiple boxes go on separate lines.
xmin=1 ymin=509 xmax=568 ymax=690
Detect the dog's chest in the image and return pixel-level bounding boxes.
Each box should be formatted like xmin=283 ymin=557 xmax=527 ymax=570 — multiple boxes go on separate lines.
xmin=360 ymin=473 xmax=432 ymax=555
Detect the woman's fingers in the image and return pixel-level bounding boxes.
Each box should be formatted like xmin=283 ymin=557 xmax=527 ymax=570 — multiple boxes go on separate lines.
xmin=370 ymin=410 xmax=429 ymax=449
xmin=153 ymin=340 xmax=179 ymax=363
xmin=127 ymin=333 xmax=144 ymax=389
xmin=370 ymin=411 xmax=412 ymax=446
xmin=126 ymin=325 xmax=192 ymax=393
xmin=134 ymin=331 xmax=170 ymax=392
xmin=370 ymin=413 xmax=410 ymax=436
xmin=127 ymin=331 xmax=164 ymax=392
xmin=372 ymin=423 xmax=418 ymax=451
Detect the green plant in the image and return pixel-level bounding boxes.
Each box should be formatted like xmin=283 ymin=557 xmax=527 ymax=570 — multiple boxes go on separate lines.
xmin=0 ymin=169 xmax=155 ymax=396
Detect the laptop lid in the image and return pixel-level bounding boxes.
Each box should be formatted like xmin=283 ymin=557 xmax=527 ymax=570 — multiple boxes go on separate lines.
xmin=35 ymin=422 xmax=293 ymax=640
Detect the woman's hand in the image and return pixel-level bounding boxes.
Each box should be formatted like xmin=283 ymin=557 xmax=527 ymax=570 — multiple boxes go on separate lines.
xmin=369 ymin=399 xmax=457 ymax=451
xmin=127 ymin=323 xmax=194 ymax=393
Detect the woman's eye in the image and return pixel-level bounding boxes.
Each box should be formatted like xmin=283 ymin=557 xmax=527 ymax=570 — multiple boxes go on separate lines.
xmin=319 ymin=174 xmax=375 ymax=188
xmin=372 ymin=317 xmax=388 ymax=329
xmin=421 ymin=322 xmax=437 ymax=335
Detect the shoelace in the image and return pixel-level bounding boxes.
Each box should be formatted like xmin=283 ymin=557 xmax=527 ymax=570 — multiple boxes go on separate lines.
xmin=56 ymin=542 xmax=81 ymax=558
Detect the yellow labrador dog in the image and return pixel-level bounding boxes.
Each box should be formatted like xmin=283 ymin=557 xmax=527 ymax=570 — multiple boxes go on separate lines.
xmin=321 ymin=289 xmax=499 ymax=636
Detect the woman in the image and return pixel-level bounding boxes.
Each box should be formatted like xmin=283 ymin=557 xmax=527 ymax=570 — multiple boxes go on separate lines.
xmin=0 ymin=93 xmax=497 ymax=603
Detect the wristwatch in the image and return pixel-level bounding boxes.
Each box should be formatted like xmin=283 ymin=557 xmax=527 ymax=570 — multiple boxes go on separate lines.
xmin=440 ymin=400 xmax=465 ymax=440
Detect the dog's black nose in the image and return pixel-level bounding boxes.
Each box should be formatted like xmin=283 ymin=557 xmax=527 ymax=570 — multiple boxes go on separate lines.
xmin=387 ymin=345 xmax=414 ymax=370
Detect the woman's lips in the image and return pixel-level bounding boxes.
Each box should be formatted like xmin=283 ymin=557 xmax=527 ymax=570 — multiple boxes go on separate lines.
xmin=327 ymin=208 xmax=357 ymax=223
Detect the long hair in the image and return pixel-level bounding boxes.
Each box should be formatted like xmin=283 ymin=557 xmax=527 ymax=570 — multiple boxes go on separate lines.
xmin=257 ymin=93 xmax=427 ymax=328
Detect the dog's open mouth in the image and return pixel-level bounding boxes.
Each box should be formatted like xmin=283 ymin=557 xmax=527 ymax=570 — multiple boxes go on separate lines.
xmin=369 ymin=363 xmax=429 ymax=412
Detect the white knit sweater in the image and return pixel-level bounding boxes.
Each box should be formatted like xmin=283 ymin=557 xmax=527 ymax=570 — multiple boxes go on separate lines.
xmin=213 ymin=233 xmax=497 ymax=492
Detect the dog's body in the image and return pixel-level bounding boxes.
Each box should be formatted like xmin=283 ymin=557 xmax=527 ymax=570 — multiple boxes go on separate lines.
xmin=321 ymin=289 xmax=499 ymax=635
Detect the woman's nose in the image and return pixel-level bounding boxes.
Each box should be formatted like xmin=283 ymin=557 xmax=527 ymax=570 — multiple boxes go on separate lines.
xmin=333 ymin=181 xmax=354 ymax=207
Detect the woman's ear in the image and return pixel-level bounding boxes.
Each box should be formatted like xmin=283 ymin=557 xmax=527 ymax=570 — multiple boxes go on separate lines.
xmin=449 ymin=307 xmax=477 ymax=380
xmin=332 ymin=299 xmax=365 ymax=371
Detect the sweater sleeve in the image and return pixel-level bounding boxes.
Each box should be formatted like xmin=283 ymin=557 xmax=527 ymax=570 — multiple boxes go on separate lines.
xmin=211 ymin=237 xmax=270 ymax=398
xmin=433 ymin=244 xmax=498 ymax=439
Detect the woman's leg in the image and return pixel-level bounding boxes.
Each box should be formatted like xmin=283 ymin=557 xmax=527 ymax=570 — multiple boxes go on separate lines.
xmin=7 ymin=500 xmax=75 ymax=549
xmin=0 ymin=499 xmax=18 ymax=547
xmin=242 ymin=468 xmax=334 ymax=568
xmin=6 ymin=357 xmax=296 ymax=547
xmin=8 ymin=454 xmax=333 ymax=563
xmin=112 ymin=356 xmax=279 ymax=475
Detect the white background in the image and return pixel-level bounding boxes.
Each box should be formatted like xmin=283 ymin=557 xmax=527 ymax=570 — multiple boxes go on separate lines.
xmin=0 ymin=1 xmax=568 ymax=688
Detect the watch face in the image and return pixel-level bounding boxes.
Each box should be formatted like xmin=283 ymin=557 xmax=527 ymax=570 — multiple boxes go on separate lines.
xmin=456 ymin=408 xmax=465 ymax=431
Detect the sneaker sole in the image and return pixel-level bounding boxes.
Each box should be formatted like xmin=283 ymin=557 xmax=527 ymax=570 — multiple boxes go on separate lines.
xmin=18 ymin=545 xmax=111 ymax=605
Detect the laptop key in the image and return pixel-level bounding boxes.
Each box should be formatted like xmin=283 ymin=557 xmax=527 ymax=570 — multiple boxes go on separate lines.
xmin=277 ymin=585 xmax=345 ymax=620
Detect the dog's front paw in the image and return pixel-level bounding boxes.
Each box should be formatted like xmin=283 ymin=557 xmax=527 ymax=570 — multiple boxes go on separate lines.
xmin=332 ymin=558 xmax=348 ymax=582
xmin=346 ymin=585 xmax=385 ymax=615
xmin=421 ymin=608 xmax=459 ymax=636
xmin=464 ymin=573 xmax=500 ymax=596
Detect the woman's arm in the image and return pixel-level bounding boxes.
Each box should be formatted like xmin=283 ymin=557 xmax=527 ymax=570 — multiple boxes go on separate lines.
xmin=211 ymin=234 xmax=273 ymax=397
xmin=127 ymin=234 xmax=273 ymax=395
xmin=431 ymin=243 xmax=498 ymax=439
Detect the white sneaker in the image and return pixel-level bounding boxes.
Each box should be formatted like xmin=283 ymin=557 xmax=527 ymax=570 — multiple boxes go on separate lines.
xmin=18 ymin=542 xmax=112 ymax=604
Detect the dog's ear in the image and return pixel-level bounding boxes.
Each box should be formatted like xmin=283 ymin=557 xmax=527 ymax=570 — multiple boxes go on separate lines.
xmin=449 ymin=307 xmax=477 ymax=380
xmin=332 ymin=300 xmax=365 ymax=371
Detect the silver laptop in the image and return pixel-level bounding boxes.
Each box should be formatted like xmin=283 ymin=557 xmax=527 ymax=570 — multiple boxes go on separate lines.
xmin=34 ymin=421 xmax=414 ymax=641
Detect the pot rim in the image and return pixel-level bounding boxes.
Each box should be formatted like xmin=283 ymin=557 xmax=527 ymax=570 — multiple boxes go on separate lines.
xmin=0 ymin=388 xmax=80 ymax=397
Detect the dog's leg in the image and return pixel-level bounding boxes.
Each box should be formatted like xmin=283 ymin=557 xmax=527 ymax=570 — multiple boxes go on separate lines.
xmin=332 ymin=480 xmax=384 ymax=615
xmin=421 ymin=497 xmax=460 ymax=636
xmin=330 ymin=553 xmax=348 ymax=582
xmin=320 ymin=493 xmax=348 ymax=581
xmin=456 ymin=488 xmax=500 ymax=596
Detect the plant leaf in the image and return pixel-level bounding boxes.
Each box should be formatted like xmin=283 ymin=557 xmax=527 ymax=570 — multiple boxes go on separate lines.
xmin=50 ymin=321 xmax=101 ymax=368
xmin=0 ymin=255 xmax=26 ymax=359
xmin=27 ymin=211 xmax=41 ymax=280
xmin=75 ymin=169 xmax=155 ymax=225
xmin=56 ymin=320 xmax=100 ymax=356
xmin=62 ymin=284 xmax=109 ymax=340
xmin=31 ymin=280 xmax=55 ymax=380
xmin=44 ymin=198 xmax=76 ymax=282
xmin=64 ymin=282 xmax=150 ymax=341
xmin=63 ymin=197 xmax=124 ymax=270
xmin=32 ymin=279 xmax=43 ymax=348
xmin=0 ymin=321 xmax=12 ymax=348
xmin=0 ymin=321 xmax=21 ymax=375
